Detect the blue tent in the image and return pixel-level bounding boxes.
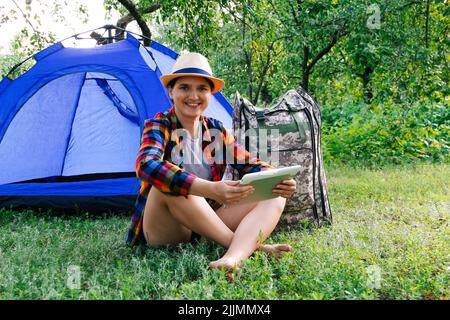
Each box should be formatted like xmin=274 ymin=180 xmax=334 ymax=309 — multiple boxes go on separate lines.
xmin=0 ymin=32 xmax=233 ymax=211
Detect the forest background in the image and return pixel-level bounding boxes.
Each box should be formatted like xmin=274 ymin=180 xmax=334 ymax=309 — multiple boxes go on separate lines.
xmin=1 ymin=0 xmax=448 ymax=167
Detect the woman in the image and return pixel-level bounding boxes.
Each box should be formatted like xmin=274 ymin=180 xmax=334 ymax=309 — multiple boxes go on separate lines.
xmin=126 ymin=52 xmax=296 ymax=271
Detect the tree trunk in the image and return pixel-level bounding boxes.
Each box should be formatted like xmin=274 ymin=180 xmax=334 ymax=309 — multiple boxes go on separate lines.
xmin=425 ymin=0 xmax=431 ymax=48
xmin=240 ymin=9 xmax=254 ymax=102
xmin=362 ymin=65 xmax=374 ymax=104
xmin=253 ymin=43 xmax=274 ymax=106
xmin=261 ymin=84 xmax=271 ymax=107
xmin=302 ymin=46 xmax=310 ymax=91
xmin=300 ymin=30 xmax=346 ymax=92
xmin=116 ymin=0 xmax=160 ymax=46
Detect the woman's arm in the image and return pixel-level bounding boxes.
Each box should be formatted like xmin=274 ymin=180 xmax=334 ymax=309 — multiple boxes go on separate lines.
xmin=136 ymin=118 xmax=196 ymax=197
xmin=272 ymin=178 xmax=297 ymax=199
xmin=190 ymin=178 xmax=254 ymax=205
xmin=218 ymin=122 xmax=296 ymax=200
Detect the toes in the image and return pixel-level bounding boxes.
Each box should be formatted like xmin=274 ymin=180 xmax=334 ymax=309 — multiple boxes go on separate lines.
xmin=208 ymin=258 xmax=240 ymax=272
xmin=208 ymin=260 xmax=227 ymax=270
xmin=260 ymin=244 xmax=293 ymax=255
xmin=277 ymin=244 xmax=293 ymax=252
xmin=226 ymin=271 xmax=235 ymax=283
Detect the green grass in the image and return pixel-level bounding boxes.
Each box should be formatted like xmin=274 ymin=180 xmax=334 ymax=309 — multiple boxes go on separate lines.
xmin=0 ymin=163 xmax=449 ymax=300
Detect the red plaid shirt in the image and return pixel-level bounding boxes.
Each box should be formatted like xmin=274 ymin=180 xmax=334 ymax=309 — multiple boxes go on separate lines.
xmin=126 ymin=107 xmax=272 ymax=246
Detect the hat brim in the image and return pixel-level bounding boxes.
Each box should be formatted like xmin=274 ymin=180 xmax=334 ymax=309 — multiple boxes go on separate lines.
xmin=160 ymin=73 xmax=225 ymax=94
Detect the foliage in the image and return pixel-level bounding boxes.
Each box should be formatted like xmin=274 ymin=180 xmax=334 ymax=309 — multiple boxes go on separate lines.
xmin=155 ymin=0 xmax=226 ymax=52
xmin=313 ymin=0 xmax=449 ymax=106
xmin=105 ymin=0 xmax=228 ymax=52
xmin=0 ymin=55 xmax=26 ymax=80
xmin=322 ymin=101 xmax=450 ymax=166
xmin=0 ymin=164 xmax=448 ymax=299
xmin=207 ymin=0 xmax=284 ymax=105
xmin=1 ymin=0 xmax=449 ymax=165
xmin=0 ymin=0 xmax=89 ymax=79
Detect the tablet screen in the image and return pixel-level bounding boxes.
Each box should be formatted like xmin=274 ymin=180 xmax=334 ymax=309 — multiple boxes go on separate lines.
xmin=234 ymin=165 xmax=301 ymax=205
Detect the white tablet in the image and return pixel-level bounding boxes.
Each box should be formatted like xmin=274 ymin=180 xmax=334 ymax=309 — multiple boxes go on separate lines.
xmin=232 ymin=165 xmax=302 ymax=205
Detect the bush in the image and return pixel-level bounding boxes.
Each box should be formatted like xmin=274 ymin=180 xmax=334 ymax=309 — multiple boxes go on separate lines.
xmin=321 ymin=101 xmax=450 ymax=166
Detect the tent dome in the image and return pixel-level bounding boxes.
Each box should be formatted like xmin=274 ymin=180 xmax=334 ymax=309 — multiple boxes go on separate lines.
xmin=0 ymin=33 xmax=233 ymax=210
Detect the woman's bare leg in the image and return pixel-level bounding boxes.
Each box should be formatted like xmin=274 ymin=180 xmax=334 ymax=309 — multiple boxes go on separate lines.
xmin=209 ymin=197 xmax=291 ymax=270
xmin=143 ymin=187 xmax=234 ymax=246
xmin=143 ymin=187 xmax=291 ymax=270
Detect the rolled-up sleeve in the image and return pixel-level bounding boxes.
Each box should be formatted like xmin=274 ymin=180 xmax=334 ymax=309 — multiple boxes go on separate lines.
xmin=136 ymin=119 xmax=196 ymax=196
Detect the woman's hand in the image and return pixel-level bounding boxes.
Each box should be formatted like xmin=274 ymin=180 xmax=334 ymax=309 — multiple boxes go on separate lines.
xmin=272 ymin=178 xmax=296 ymax=199
xmin=210 ymin=180 xmax=254 ymax=205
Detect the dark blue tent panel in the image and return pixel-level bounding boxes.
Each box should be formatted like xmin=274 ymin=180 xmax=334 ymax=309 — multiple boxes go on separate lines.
xmin=0 ymin=33 xmax=233 ymax=210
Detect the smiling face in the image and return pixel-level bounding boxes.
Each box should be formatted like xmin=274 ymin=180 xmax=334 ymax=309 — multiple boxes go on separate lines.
xmin=168 ymin=76 xmax=213 ymax=123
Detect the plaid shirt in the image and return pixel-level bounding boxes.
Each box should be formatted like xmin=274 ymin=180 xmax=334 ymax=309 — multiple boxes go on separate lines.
xmin=126 ymin=107 xmax=272 ymax=246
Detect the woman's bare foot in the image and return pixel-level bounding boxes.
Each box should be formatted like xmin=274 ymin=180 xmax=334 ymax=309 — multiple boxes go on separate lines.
xmin=208 ymin=256 xmax=242 ymax=271
xmin=208 ymin=244 xmax=292 ymax=270
xmin=208 ymin=257 xmax=242 ymax=283
xmin=259 ymin=243 xmax=293 ymax=257
xmin=208 ymin=244 xmax=292 ymax=283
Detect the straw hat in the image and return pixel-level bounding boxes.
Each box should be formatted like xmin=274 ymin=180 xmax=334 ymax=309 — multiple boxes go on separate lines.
xmin=160 ymin=52 xmax=225 ymax=93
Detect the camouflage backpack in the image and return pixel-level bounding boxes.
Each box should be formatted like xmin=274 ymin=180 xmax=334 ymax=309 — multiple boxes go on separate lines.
xmin=231 ymin=88 xmax=332 ymax=226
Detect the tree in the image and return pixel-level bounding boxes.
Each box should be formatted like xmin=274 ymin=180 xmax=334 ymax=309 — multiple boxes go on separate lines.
xmin=265 ymin=0 xmax=366 ymax=93
xmin=208 ymin=0 xmax=283 ymax=105
xmin=363 ymin=0 xmax=449 ymax=104
xmin=104 ymin=0 xmax=227 ymax=52
xmin=111 ymin=0 xmax=159 ymax=45
xmin=0 ymin=0 xmax=89 ymax=77
xmin=274 ymin=0 xmax=449 ymax=105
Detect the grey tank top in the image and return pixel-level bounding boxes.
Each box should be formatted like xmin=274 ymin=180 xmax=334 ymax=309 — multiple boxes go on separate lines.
xmin=181 ymin=126 xmax=212 ymax=181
